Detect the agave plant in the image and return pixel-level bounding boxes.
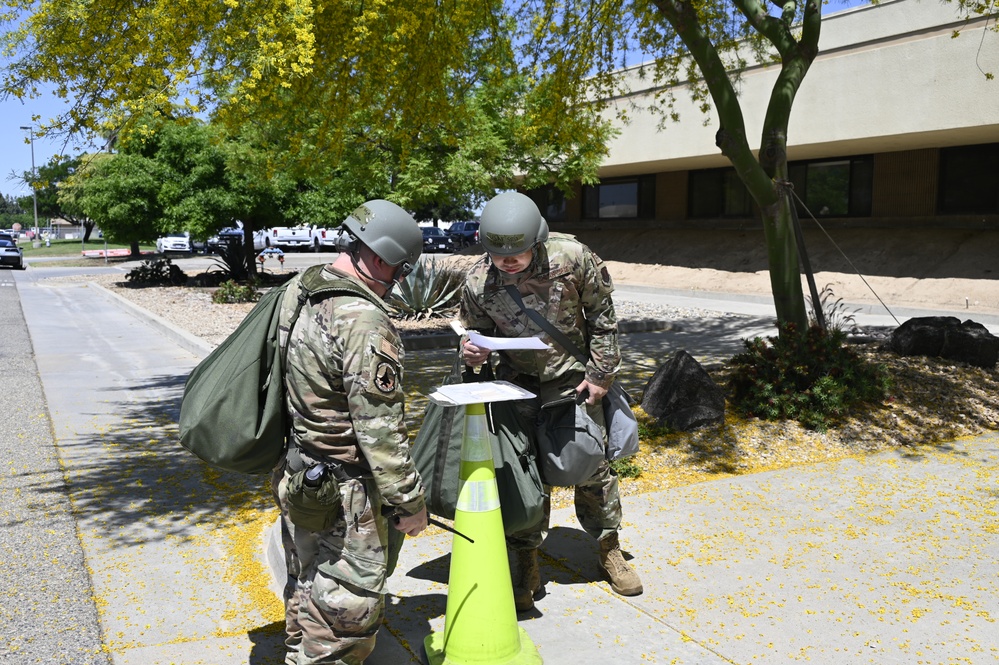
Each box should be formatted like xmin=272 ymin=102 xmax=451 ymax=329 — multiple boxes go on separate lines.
xmin=389 ymin=257 xmax=465 ymax=320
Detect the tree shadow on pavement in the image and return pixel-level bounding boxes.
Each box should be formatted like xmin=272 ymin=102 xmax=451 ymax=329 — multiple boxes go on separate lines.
xmin=28 ymin=368 xmax=274 ymax=548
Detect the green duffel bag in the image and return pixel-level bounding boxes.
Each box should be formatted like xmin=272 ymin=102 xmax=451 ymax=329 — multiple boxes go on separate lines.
xmin=411 ymin=355 xmax=545 ymax=536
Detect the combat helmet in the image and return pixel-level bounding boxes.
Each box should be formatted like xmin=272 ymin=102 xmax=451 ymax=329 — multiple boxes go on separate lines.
xmin=478 ymin=191 xmax=549 ymax=256
xmin=340 ymin=199 xmax=422 ymax=280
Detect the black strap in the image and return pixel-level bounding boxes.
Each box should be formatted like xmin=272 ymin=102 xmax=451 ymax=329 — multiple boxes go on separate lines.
xmin=502 ymin=284 xmax=588 ymax=365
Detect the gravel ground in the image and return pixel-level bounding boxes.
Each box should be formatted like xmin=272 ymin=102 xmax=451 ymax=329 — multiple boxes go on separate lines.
xmin=63 ymin=270 xmax=999 ymax=506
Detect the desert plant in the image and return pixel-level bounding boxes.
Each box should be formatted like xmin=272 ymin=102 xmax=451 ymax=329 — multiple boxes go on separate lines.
xmin=807 ymin=284 xmax=860 ymax=333
xmin=389 ymin=257 xmax=465 ymax=320
xmin=125 ymin=258 xmax=186 ymax=286
xmin=207 ymin=239 xmax=250 ymax=282
xmin=212 ymin=279 xmax=259 ymax=304
xmin=726 ymin=322 xmax=891 ymax=432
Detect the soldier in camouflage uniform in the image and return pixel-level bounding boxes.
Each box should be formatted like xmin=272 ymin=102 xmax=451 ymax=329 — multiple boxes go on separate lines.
xmin=458 ymin=191 xmax=643 ymax=613
xmin=271 ymin=200 xmax=428 ymax=664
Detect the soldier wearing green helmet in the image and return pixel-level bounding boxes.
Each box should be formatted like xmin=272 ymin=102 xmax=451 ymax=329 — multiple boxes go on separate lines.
xmin=272 ymin=199 xmax=428 ymax=663
xmin=458 ymin=191 xmax=643 ymax=612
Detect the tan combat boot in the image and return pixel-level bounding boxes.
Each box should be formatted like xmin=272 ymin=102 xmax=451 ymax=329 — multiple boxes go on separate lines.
xmin=510 ymin=548 xmax=541 ymax=612
xmin=599 ymin=532 xmax=643 ymax=596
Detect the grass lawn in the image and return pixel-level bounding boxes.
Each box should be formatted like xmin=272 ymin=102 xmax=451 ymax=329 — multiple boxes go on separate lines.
xmin=18 ymin=237 xmax=156 ymax=259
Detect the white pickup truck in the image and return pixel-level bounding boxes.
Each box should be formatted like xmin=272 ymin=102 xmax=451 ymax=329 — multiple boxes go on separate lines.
xmin=310 ymin=225 xmax=348 ymax=252
xmin=260 ymin=225 xmax=313 ymax=251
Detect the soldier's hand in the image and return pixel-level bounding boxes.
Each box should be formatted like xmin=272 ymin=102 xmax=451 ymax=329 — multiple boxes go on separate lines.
xmin=576 ymin=379 xmax=607 ymax=405
xmin=462 ymin=340 xmax=491 ymax=366
xmin=393 ymin=506 xmax=428 ymax=536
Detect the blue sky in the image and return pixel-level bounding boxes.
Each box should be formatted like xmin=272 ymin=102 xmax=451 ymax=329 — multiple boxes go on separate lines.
xmin=0 ymin=0 xmax=867 ymax=202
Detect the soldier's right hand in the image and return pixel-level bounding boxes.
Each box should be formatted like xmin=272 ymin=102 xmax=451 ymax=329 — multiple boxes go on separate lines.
xmin=393 ymin=506 xmax=428 ymax=536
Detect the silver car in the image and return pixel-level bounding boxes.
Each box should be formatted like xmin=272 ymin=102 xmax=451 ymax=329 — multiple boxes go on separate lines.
xmin=0 ymin=238 xmax=24 ymax=270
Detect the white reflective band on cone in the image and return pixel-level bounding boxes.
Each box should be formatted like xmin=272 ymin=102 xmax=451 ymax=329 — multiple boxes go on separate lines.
xmin=456 ymin=479 xmax=501 ymax=513
xmin=461 ymin=418 xmax=492 ymax=462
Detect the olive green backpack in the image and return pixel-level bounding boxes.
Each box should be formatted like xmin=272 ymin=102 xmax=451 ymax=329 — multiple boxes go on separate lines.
xmin=178 ymin=265 xmax=376 ymax=474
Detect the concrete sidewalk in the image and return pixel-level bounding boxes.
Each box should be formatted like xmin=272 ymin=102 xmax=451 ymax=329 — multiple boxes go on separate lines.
xmin=11 ymin=266 xmax=999 ymax=664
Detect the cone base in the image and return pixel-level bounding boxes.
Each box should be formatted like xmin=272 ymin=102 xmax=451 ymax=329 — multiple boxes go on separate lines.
xmin=424 ymin=626 xmax=543 ymax=665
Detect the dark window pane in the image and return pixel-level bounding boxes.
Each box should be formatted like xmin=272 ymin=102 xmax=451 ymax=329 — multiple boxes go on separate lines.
xmin=583 ymin=185 xmax=599 ymax=218
xmin=939 ymin=143 xmax=999 ymax=214
xmin=806 ymin=160 xmax=850 ymax=216
xmin=598 ymin=182 xmax=639 ymax=218
xmin=848 ymin=156 xmax=873 ymax=216
xmin=526 ymin=186 xmax=567 ymax=223
xmin=688 ymin=170 xmax=723 ymax=218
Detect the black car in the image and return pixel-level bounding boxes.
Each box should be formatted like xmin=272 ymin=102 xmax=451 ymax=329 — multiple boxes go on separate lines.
xmin=422 ymin=226 xmax=454 ymax=253
xmin=446 ymin=221 xmax=480 ymax=250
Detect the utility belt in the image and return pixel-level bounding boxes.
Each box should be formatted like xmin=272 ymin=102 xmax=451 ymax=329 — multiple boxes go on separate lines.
xmin=284 ymin=445 xmax=371 ymax=532
xmin=285 ymin=445 xmax=371 ymax=482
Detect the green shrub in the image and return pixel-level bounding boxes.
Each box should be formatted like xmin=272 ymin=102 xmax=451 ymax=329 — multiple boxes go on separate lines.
xmin=389 ymin=257 xmax=464 ymax=320
xmin=212 ymin=279 xmax=259 ymax=304
xmin=610 ymin=457 xmax=642 ymax=479
xmin=125 ymin=258 xmax=187 ymax=286
xmin=726 ymin=322 xmax=891 ymax=431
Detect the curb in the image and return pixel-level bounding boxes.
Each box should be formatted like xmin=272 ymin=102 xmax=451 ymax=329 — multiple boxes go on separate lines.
xmin=87 ymin=281 xmax=216 ymax=358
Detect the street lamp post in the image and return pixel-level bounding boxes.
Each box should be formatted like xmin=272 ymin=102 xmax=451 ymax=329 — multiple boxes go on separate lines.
xmin=19 ymin=125 xmax=40 ymax=246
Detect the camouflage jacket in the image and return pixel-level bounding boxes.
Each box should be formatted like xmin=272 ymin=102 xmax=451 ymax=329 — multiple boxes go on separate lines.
xmin=278 ymin=265 xmax=425 ymax=518
xmin=458 ymin=233 xmax=621 ymax=389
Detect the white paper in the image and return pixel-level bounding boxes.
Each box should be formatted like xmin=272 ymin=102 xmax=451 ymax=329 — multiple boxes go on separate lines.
xmin=467 ymin=330 xmax=550 ymax=351
xmin=428 ymin=381 xmax=537 ymax=406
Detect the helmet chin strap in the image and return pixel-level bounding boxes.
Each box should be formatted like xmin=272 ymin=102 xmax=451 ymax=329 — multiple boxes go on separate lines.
xmin=350 ymin=250 xmax=398 ymax=295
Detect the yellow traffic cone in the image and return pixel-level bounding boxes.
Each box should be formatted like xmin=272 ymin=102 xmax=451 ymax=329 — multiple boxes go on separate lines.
xmin=424 ymin=401 xmax=543 ymax=665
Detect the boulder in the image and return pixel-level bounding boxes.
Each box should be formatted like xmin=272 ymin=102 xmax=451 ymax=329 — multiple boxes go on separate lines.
xmin=888 ymin=316 xmax=998 ymax=369
xmin=641 ymin=350 xmax=726 ymax=431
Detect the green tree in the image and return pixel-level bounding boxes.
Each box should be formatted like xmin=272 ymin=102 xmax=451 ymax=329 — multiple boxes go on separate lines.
xmin=17 ymin=156 xmax=100 ymax=240
xmin=75 ymin=152 xmax=166 ymax=257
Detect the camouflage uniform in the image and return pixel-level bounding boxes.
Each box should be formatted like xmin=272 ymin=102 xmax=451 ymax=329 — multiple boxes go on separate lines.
xmin=458 ymin=233 xmax=623 ymax=549
xmin=270 ymin=265 xmax=425 ymax=665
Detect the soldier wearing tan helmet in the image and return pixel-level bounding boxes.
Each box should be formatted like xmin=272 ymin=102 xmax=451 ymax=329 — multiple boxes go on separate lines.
xmin=459 ymin=191 xmax=643 ymax=612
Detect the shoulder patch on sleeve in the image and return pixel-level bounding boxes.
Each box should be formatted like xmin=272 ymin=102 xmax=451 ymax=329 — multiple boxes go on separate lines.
xmin=374 ymin=361 xmax=398 ymax=393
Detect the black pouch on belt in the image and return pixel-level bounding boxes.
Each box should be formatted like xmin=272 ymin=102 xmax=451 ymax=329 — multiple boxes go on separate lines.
xmin=286 ymin=463 xmax=342 ymax=532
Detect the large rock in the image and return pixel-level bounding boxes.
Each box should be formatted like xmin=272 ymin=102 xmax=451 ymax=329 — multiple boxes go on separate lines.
xmin=889 ymin=316 xmax=999 ymax=369
xmin=641 ymin=350 xmax=726 ymax=431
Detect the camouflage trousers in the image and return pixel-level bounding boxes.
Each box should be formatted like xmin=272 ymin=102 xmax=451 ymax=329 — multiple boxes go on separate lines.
xmin=499 ymin=369 xmax=623 ymax=551
xmin=271 ymin=454 xmax=392 ymax=665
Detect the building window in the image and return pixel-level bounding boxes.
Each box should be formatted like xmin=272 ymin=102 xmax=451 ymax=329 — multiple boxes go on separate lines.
xmin=524 ymin=186 xmax=566 ymax=224
xmin=789 ymin=156 xmax=873 ymax=217
xmin=688 ymin=168 xmax=753 ymax=218
xmin=938 ymin=143 xmax=999 ymax=214
xmin=582 ymin=175 xmax=655 ymax=219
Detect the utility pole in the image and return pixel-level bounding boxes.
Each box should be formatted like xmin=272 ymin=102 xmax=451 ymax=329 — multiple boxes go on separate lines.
xmin=19 ymin=125 xmax=40 ymax=246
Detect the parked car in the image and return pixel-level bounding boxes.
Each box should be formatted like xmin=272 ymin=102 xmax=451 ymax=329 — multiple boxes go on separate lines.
xmin=0 ymin=238 xmax=24 ymax=270
xmin=156 ymin=232 xmax=193 ymax=254
xmin=207 ymin=227 xmax=267 ymax=253
xmin=422 ymin=226 xmax=455 ymax=254
xmin=446 ymin=221 xmax=480 ymax=249
xmin=310 ymin=225 xmax=348 ymax=252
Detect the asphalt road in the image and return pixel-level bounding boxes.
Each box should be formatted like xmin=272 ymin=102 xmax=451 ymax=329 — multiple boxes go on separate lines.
xmin=0 ymin=267 xmax=110 ymax=665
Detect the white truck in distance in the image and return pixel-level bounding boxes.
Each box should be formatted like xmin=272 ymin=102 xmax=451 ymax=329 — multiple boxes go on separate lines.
xmin=260 ymin=225 xmax=312 ymax=251
xmin=310 ymin=225 xmax=348 ymax=252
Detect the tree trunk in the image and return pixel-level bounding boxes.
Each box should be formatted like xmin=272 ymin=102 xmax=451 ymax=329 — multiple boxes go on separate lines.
xmin=130 ymin=241 xmax=141 ymax=258
xmin=759 ymin=197 xmax=808 ymax=328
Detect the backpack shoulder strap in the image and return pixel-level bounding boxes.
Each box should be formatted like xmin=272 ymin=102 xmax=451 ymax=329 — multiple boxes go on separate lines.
xmin=502 ymin=284 xmax=588 ymax=364
xmin=281 ymin=264 xmax=389 ymax=363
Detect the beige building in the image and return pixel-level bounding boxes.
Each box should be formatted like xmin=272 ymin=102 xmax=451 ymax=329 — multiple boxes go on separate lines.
xmin=529 ymin=0 xmax=999 ymax=232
